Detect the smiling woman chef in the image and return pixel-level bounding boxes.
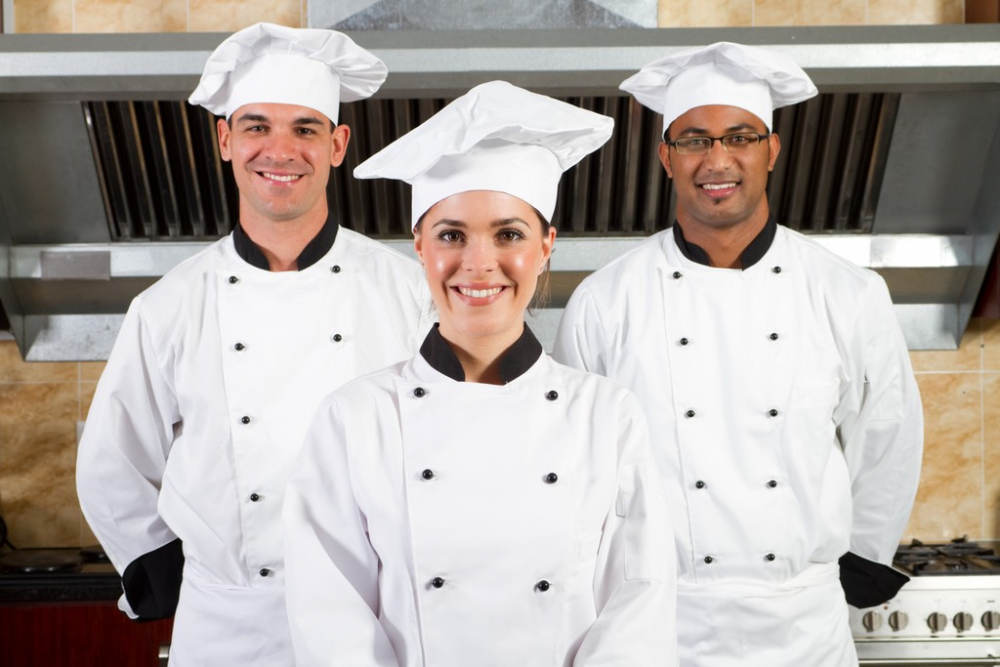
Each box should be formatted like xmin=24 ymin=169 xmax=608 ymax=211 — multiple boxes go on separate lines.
xmin=282 ymin=80 xmax=678 ymax=666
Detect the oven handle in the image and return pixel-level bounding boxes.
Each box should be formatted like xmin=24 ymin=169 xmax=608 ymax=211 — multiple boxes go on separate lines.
xmin=860 ymin=659 xmax=1000 ymax=666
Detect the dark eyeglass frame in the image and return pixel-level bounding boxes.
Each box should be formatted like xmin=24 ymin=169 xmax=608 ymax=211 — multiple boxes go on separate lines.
xmin=666 ymin=131 xmax=772 ymax=155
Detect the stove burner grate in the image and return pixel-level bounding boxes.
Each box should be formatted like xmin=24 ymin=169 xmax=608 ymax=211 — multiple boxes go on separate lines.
xmin=895 ymin=537 xmax=1000 ymax=576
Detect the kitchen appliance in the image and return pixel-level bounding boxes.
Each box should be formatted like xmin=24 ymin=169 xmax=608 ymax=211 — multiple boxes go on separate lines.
xmin=1 ymin=26 xmax=999 ymax=359
xmin=0 ymin=546 xmax=120 ymax=603
xmin=851 ymin=538 xmax=1000 ymax=666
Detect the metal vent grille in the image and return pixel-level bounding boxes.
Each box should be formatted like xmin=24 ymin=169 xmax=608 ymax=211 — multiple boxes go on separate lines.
xmin=86 ymin=92 xmax=898 ymax=241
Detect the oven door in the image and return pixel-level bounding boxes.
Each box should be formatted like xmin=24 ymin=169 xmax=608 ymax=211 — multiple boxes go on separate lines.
xmin=857 ymin=638 xmax=1000 ymax=666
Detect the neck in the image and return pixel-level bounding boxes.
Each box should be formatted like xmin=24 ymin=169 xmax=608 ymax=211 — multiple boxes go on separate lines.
xmin=677 ymin=207 xmax=769 ymax=269
xmin=437 ymin=321 xmax=525 ymax=385
xmin=239 ymin=206 xmax=327 ymax=272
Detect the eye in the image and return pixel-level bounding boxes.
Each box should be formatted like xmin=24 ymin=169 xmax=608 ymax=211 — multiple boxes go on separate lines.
xmin=496 ymin=229 xmax=525 ymax=244
xmin=728 ymin=133 xmax=753 ymax=145
xmin=296 ymin=127 xmax=316 ymax=136
xmin=437 ymin=229 xmax=464 ymax=244
xmin=245 ymin=124 xmax=266 ymax=133
xmin=679 ymin=137 xmax=710 ymax=150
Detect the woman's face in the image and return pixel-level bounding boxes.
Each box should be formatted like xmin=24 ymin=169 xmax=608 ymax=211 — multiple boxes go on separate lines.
xmin=415 ymin=190 xmax=556 ymax=349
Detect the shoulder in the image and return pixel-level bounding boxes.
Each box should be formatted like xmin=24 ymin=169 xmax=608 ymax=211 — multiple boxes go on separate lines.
xmin=567 ymin=232 xmax=670 ymax=317
xmin=131 ymin=237 xmax=232 ymax=316
xmin=577 ymin=232 xmax=669 ymax=294
xmin=779 ymin=227 xmax=882 ymax=293
xmin=544 ymin=355 xmax=634 ymax=405
xmin=336 ymin=228 xmax=420 ymax=270
xmin=324 ymin=358 xmax=410 ymax=413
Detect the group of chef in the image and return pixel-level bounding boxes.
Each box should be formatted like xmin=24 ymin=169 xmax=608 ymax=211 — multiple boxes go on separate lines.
xmin=75 ymin=20 xmax=923 ymax=667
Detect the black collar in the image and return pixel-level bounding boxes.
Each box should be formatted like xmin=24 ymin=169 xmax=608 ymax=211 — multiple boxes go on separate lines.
xmin=232 ymin=217 xmax=339 ymax=271
xmin=672 ymin=217 xmax=776 ymax=270
xmin=419 ymin=323 xmax=543 ymax=384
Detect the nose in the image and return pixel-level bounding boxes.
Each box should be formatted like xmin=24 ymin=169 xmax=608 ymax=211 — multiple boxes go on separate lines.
xmin=462 ymin=236 xmax=498 ymax=275
xmin=263 ymin=131 xmax=295 ymax=162
xmin=702 ymin=138 xmax=735 ymax=170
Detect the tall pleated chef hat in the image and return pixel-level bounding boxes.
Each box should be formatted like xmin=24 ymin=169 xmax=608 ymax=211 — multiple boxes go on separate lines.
xmin=188 ymin=22 xmax=387 ymax=123
xmin=621 ymin=41 xmax=817 ymax=135
xmin=354 ymin=80 xmax=614 ymax=230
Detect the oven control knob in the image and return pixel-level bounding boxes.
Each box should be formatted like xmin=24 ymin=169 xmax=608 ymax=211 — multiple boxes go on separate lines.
xmin=953 ymin=612 xmax=974 ymax=633
xmin=983 ymin=611 xmax=1000 ymax=631
xmin=862 ymin=611 xmax=883 ymax=633
xmin=888 ymin=611 xmax=909 ymax=631
xmin=927 ymin=612 xmax=948 ymax=633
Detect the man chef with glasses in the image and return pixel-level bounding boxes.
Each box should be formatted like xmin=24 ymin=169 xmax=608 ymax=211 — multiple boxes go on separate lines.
xmin=554 ymin=42 xmax=923 ymax=667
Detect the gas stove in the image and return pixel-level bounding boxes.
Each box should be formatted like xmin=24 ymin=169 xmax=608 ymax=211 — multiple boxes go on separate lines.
xmin=851 ymin=538 xmax=1000 ymax=666
xmin=0 ymin=546 xmax=121 ymax=603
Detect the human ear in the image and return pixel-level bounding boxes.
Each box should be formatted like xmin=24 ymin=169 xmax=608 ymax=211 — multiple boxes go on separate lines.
xmin=658 ymin=142 xmax=673 ymax=179
xmin=539 ymin=226 xmax=557 ymax=274
xmin=217 ymin=118 xmax=232 ymax=162
xmin=767 ymin=133 xmax=781 ymax=172
xmin=330 ymin=124 xmax=351 ymax=168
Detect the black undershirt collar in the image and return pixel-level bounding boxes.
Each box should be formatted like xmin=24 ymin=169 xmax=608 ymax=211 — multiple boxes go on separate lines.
xmin=419 ymin=323 xmax=544 ymax=384
xmin=672 ymin=217 xmax=777 ymax=270
xmin=232 ymin=217 xmax=339 ymax=271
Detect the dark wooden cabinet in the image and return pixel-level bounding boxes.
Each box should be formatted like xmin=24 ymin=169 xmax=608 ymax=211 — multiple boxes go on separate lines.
xmin=0 ymin=602 xmax=173 ymax=667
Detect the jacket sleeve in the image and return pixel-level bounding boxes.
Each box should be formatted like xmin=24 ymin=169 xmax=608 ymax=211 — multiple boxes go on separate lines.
xmin=283 ymin=397 xmax=399 ymax=667
xmin=553 ymin=285 xmax=610 ymax=375
xmin=76 ymin=298 xmax=182 ymax=619
xmin=574 ymin=392 xmax=678 ymax=666
xmin=837 ymin=275 xmax=923 ymax=567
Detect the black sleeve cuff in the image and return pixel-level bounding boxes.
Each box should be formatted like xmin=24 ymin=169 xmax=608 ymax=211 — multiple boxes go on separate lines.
xmin=121 ymin=538 xmax=184 ymax=620
xmin=839 ymin=550 xmax=909 ymax=608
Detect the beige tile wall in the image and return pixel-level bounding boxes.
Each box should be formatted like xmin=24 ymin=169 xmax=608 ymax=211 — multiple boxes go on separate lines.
xmin=657 ymin=0 xmax=963 ymax=25
xmin=0 ymin=341 xmax=104 ymax=547
xmin=11 ymin=0 xmax=964 ymax=32
xmin=12 ymin=0 xmax=304 ymax=32
xmin=903 ymin=318 xmax=1000 ymax=541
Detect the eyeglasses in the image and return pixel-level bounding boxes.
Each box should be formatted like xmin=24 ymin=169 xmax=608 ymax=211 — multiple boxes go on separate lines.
xmin=667 ymin=132 xmax=771 ymax=155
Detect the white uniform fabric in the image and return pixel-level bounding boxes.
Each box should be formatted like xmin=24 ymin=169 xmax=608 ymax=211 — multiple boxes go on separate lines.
xmin=283 ymin=348 xmax=678 ymax=666
xmin=553 ymin=225 xmax=923 ymax=667
xmin=77 ymin=227 xmax=433 ymax=666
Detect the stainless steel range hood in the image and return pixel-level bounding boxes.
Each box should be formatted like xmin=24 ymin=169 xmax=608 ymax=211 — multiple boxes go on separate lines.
xmin=1 ymin=25 xmax=999 ymax=360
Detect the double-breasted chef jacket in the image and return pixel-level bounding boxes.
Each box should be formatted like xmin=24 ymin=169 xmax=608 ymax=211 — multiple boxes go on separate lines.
xmin=77 ymin=219 xmax=433 ymax=666
xmin=283 ymin=325 xmax=678 ymax=666
xmin=553 ymin=220 xmax=923 ymax=667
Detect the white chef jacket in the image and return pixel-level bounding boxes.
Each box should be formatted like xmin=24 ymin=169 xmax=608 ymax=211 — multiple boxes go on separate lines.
xmin=283 ymin=326 xmax=678 ymax=666
xmin=76 ymin=226 xmax=433 ymax=666
xmin=553 ymin=224 xmax=923 ymax=667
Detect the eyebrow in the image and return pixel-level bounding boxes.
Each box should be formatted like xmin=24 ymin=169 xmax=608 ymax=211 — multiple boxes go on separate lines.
xmin=430 ymin=217 xmax=531 ymax=230
xmin=675 ymin=122 xmax=761 ymax=137
xmin=233 ymin=113 xmax=326 ymax=127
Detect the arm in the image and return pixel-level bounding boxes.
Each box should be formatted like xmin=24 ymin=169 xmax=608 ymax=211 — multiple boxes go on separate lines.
xmin=574 ymin=393 xmax=678 ymax=666
xmin=837 ymin=276 xmax=923 ymax=603
xmin=553 ymin=286 xmax=609 ymax=375
xmin=283 ymin=398 xmax=399 ymax=667
xmin=76 ymin=300 xmax=182 ymax=619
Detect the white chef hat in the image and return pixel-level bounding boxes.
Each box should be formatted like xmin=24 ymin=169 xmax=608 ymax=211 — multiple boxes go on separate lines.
xmin=188 ymin=22 xmax=387 ymax=123
xmin=620 ymin=41 xmax=817 ymax=135
xmin=354 ymin=80 xmax=613 ymax=230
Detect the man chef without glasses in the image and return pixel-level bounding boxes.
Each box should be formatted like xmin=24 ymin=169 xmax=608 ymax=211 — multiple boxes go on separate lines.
xmin=77 ymin=22 xmax=432 ymax=666
xmin=554 ymin=42 xmax=923 ymax=667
